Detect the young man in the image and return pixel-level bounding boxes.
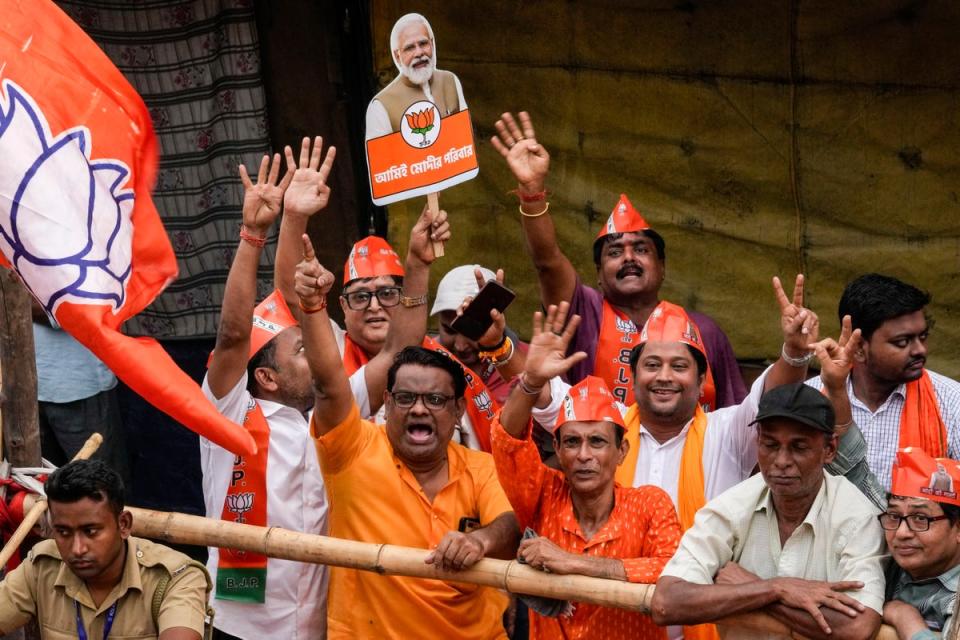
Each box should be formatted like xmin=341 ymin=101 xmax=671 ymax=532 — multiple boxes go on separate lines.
xmin=0 ymin=460 xmax=209 ymax=639
xmin=808 ymin=273 xmax=960 ymax=491
xmin=882 ymin=448 xmax=960 ymax=639
xmin=492 ymin=304 xmax=681 ymax=639
xmin=295 ymin=235 xmax=520 ymax=639
xmin=490 ymin=111 xmax=745 ymax=408
xmin=652 ymin=375 xmax=887 ymax=640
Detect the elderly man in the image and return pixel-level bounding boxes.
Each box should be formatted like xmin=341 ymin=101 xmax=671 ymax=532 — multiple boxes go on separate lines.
xmin=294 ymin=233 xmax=520 ymax=639
xmin=651 ymin=366 xmax=887 ymax=639
xmin=490 ymin=111 xmax=745 ymax=409
xmin=0 ymin=460 xmax=209 ymax=639
xmin=365 ymin=13 xmax=466 ymax=139
xmin=808 ymin=273 xmax=960 ymax=493
xmin=492 ymin=304 xmax=681 ymax=639
xmin=882 ymin=448 xmax=960 ymax=639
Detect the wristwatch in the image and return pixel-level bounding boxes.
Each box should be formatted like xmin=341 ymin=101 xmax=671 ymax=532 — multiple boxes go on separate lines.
xmin=399 ymin=293 xmax=427 ymax=308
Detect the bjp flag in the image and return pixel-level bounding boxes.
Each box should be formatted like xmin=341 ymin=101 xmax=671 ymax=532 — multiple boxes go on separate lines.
xmin=0 ymin=1 xmax=255 ymax=456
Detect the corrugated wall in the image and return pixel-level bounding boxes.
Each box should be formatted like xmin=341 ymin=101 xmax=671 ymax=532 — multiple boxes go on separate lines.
xmin=371 ymin=1 xmax=960 ymax=376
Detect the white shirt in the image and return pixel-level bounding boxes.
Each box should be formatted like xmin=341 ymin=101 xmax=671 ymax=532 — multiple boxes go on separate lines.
xmin=807 ymin=369 xmax=960 ymax=491
xmin=200 ymin=373 xmax=328 ymax=640
xmin=534 ymin=368 xmax=769 ymax=504
xmin=662 ymin=473 xmax=887 ymax=639
xmin=365 ymin=74 xmax=467 ymax=140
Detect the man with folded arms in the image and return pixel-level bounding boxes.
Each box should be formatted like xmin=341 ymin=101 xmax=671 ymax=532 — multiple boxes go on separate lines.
xmin=882 ymin=448 xmax=960 ymax=639
xmin=651 ymin=333 xmax=886 ymax=640
xmin=294 ymin=233 xmax=520 ymax=639
xmin=492 ymin=303 xmax=681 ymax=639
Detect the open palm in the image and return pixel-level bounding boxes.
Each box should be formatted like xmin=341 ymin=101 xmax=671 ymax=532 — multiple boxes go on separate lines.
xmin=240 ymin=153 xmax=291 ymax=231
xmin=524 ymin=303 xmax=586 ymax=384
xmin=491 ymin=111 xmax=550 ymax=189
xmin=283 ymin=136 xmax=336 ymax=216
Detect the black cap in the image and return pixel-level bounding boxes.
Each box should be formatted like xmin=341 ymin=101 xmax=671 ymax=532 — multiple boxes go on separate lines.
xmin=751 ymin=383 xmax=835 ymax=433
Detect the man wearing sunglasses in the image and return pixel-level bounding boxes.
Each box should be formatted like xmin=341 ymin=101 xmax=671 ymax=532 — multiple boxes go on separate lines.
xmin=882 ymin=448 xmax=960 ymax=639
xmin=293 ymin=232 xmax=520 ymax=639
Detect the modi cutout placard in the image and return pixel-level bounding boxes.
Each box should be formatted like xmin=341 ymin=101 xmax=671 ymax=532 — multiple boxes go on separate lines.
xmin=364 ymin=13 xmax=478 ymax=206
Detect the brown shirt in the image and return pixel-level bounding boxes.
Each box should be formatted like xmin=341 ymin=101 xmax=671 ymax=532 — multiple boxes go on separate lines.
xmin=373 ymin=69 xmax=462 ymax=132
xmin=0 ymin=536 xmax=209 ymax=639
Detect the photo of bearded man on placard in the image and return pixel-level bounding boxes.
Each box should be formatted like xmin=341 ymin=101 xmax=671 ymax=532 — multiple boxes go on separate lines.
xmin=365 ymin=13 xmax=466 ymax=140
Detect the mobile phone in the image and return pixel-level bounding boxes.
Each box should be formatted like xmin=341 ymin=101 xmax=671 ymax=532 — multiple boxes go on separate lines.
xmin=450 ymin=280 xmax=516 ymax=341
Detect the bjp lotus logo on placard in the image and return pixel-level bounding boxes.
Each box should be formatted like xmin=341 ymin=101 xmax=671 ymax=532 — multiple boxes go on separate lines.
xmin=400 ymin=100 xmax=441 ymax=148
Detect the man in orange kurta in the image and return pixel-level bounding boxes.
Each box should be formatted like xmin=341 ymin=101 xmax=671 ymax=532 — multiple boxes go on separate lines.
xmin=491 ymin=305 xmax=681 ymax=640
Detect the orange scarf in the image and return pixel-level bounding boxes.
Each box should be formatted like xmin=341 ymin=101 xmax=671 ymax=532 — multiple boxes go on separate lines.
xmin=216 ymin=401 xmax=270 ymax=603
xmin=340 ymin=334 xmax=499 ymax=452
xmin=617 ymin=403 xmax=718 ymax=640
xmin=595 ymin=300 xmax=716 ymax=409
xmin=900 ymin=370 xmax=947 ymax=457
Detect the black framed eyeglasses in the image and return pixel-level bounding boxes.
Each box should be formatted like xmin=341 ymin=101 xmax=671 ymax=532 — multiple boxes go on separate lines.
xmin=389 ymin=391 xmax=456 ymax=411
xmin=341 ymin=286 xmax=402 ymax=310
xmin=878 ymin=512 xmax=950 ymax=532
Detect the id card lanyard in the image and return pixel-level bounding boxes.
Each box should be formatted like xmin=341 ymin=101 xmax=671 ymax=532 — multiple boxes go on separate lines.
xmin=75 ymin=600 xmax=118 ymax=640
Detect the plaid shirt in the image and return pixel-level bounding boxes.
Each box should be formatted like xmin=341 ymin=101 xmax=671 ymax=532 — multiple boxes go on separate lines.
xmin=808 ymin=369 xmax=960 ymax=492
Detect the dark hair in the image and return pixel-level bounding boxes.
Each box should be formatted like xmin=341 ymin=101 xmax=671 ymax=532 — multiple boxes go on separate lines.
xmin=592 ymin=230 xmax=666 ymax=267
xmin=555 ymin=422 xmax=626 ymax=448
xmin=629 ymin=342 xmax=707 ymax=378
xmin=386 ymin=346 xmax=467 ymax=398
xmin=838 ymin=274 xmax=931 ymax=340
xmin=887 ymin=493 xmax=960 ymax=525
xmin=46 ymin=460 xmax=124 ymax=516
xmin=246 ymin=336 xmax=280 ymax=395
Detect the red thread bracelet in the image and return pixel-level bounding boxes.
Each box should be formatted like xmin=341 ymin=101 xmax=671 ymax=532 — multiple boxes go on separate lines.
xmin=508 ymin=188 xmax=548 ymax=203
xmin=298 ymin=298 xmax=327 ymax=314
xmin=239 ymin=225 xmax=267 ymax=248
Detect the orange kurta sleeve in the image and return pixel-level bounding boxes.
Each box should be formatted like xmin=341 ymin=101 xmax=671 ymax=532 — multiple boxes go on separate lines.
xmin=621 ymin=485 xmax=682 ymax=583
xmin=490 ymin=415 xmax=551 ymax=528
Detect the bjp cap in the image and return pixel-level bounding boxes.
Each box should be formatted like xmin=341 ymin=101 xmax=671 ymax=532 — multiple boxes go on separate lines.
xmin=639 ymin=301 xmax=707 ymax=357
xmin=249 ymin=289 xmax=298 ymax=361
xmin=343 ymin=236 xmax=405 ymax=285
xmin=891 ymin=447 xmax=960 ymax=507
xmin=593 ymin=194 xmax=665 ymax=260
xmin=553 ymin=376 xmax=627 ymax=434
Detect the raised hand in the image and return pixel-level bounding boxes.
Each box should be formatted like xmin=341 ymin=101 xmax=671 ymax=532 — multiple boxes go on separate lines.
xmin=408 ymin=202 xmax=451 ymax=266
xmin=458 ymin=268 xmax=506 ymax=348
xmin=240 ymin=152 xmax=292 ymax=234
xmin=490 ymin=111 xmax=550 ymax=193
xmin=773 ymin=274 xmax=819 ymax=358
xmin=294 ymin=234 xmax=335 ymax=310
xmin=523 ymin=303 xmax=587 ymax=387
xmin=283 ymin=136 xmax=336 ymax=216
xmin=811 ymin=315 xmax=861 ymax=392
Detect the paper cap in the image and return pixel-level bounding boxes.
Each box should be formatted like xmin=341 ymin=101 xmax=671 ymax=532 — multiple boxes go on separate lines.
xmin=249 ymin=290 xmax=298 ymax=361
xmin=891 ymin=447 xmax=960 ymax=507
xmin=595 ymin=194 xmax=653 ymax=240
xmin=639 ymin=301 xmax=706 ymax=357
xmin=553 ymin=376 xmax=627 ymax=434
xmin=343 ymin=236 xmax=405 ymax=285
xmin=431 ymin=265 xmax=497 ymax=316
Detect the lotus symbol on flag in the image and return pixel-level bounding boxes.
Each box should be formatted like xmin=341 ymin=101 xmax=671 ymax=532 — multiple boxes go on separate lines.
xmin=226 ymin=492 xmax=255 ymax=523
xmin=404 ymin=105 xmax=434 ymax=147
xmin=0 ymin=80 xmax=134 ymax=315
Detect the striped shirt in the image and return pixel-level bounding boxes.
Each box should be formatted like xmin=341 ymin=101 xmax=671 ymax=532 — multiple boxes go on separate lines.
xmin=807 ymin=370 xmax=960 ymax=491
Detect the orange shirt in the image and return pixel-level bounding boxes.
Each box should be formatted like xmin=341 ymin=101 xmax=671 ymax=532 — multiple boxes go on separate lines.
xmin=490 ymin=417 xmax=681 ymax=640
xmin=313 ymin=404 xmax=512 ymax=640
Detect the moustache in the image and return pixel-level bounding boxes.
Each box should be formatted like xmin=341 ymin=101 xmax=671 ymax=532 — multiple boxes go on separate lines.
xmin=616 ymin=264 xmax=644 ymax=279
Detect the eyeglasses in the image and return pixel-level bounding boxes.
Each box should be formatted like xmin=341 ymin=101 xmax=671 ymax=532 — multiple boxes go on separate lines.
xmin=389 ymin=391 xmax=456 ymax=411
xmin=877 ymin=512 xmax=950 ymax=532
xmin=341 ymin=286 xmax=402 ymax=310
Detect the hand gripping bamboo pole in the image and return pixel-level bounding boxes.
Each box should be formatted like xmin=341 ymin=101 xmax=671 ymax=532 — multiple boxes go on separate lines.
xmin=126 ymin=506 xmax=899 ymax=639
xmin=0 ymin=432 xmax=102 ymax=567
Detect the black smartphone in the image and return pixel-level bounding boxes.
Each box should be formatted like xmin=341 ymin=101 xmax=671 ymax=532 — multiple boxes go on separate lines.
xmin=450 ymin=280 xmax=516 ymax=341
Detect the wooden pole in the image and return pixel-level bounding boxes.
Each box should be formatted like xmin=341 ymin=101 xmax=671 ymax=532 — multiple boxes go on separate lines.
xmin=0 ymin=433 xmax=102 ymax=568
xmin=426 ymin=192 xmax=444 ymax=257
xmin=0 ymin=270 xmax=39 ymax=468
xmin=125 ymin=505 xmax=898 ymax=639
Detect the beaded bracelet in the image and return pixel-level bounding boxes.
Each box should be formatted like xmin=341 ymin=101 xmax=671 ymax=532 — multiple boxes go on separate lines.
xmin=481 ymin=338 xmax=515 ymax=367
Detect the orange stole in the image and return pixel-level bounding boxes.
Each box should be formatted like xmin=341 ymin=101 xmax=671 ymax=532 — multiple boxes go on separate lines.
xmin=617 ymin=404 xmax=718 ymax=640
xmin=900 ymin=370 xmax=948 ymax=457
xmin=216 ymin=400 xmax=270 ymax=602
xmin=594 ymin=300 xmax=716 ymax=409
xmin=340 ymin=334 xmax=499 ymax=452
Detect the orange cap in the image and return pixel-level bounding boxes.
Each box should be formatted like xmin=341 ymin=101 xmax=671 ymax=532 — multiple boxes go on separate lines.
xmin=554 ymin=376 xmax=626 ymax=434
xmin=343 ymin=236 xmax=405 ymax=285
xmin=595 ymin=194 xmax=653 ymax=241
xmin=249 ymin=289 xmax=298 ymax=360
xmin=639 ymin=301 xmax=706 ymax=357
xmin=891 ymin=447 xmax=960 ymax=507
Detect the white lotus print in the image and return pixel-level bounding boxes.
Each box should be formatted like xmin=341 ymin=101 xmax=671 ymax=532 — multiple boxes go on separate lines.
xmin=0 ymin=79 xmax=134 ymax=315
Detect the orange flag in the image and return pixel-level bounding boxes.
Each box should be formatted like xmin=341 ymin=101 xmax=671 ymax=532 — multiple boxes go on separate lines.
xmin=0 ymin=0 xmax=254 ymax=456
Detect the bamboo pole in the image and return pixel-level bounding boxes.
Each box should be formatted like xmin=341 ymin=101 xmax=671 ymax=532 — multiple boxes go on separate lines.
xmin=126 ymin=505 xmax=898 ymax=639
xmin=0 ymin=433 xmax=102 ymax=568
xmin=426 ymin=192 xmax=444 ymax=257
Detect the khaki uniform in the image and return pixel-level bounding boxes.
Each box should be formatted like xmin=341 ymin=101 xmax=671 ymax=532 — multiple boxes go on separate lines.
xmin=0 ymin=536 xmax=209 ymax=639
